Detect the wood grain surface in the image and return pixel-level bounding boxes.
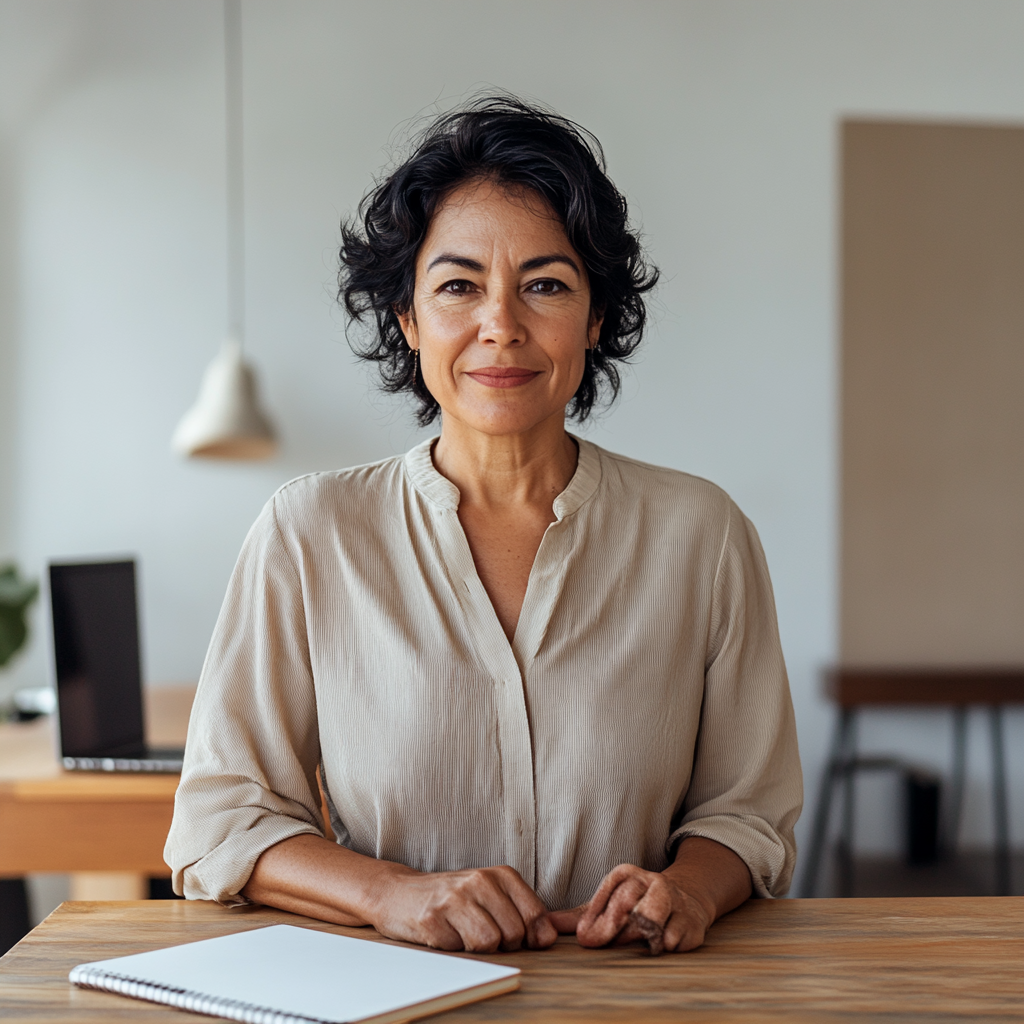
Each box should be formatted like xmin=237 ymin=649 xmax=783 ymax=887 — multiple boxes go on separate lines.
xmin=0 ymin=897 xmax=1020 ymax=1023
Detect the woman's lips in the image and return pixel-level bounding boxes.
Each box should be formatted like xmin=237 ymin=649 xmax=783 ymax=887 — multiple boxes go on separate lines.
xmin=464 ymin=366 xmax=542 ymax=389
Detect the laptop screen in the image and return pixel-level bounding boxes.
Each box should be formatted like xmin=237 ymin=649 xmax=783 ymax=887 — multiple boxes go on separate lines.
xmin=50 ymin=560 xmax=146 ymax=759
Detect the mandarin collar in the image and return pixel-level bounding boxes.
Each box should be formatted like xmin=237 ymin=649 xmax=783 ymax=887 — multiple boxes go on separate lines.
xmin=404 ymin=434 xmax=602 ymax=520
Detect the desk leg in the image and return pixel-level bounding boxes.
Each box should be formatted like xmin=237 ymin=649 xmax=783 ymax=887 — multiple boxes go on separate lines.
xmin=799 ymin=709 xmax=854 ymax=898
xmin=69 ymin=873 xmax=148 ymax=901
xmin=837 ymin=711 xmax=858 ymax=898
xmin=988 ymin=707 xmax=1011 ymax=896
xmin=945 ymin=707 xmax=968 ymax=856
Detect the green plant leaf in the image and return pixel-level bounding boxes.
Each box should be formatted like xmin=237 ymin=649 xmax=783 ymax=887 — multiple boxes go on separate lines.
xmin=0 ymin=565 xmax=39 ymax=669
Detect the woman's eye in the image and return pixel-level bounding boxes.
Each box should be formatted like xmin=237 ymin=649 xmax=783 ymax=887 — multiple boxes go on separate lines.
xmin=528 ymin=279 xmax=566 ymax=294
xmin=441 ymin=279 xmax=475 ymax=294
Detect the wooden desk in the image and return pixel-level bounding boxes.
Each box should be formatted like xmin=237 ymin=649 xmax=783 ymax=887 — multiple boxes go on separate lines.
xmin=0 ymin=687 xmax=194 ymax=900
xmin=0 ymin=898 xmax=1020 ymax=1023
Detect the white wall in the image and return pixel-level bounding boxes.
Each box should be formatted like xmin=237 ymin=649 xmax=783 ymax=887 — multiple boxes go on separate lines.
xmin=2 ymin=0 xmax=1022 ymax=881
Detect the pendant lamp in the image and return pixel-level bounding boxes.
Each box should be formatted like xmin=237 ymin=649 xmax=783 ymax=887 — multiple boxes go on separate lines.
xmin=172 ymin=0 xmax=277 ymax=460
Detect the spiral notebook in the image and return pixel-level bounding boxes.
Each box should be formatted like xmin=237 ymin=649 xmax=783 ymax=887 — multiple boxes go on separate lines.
xmin=69 ymin=924 xmax=521 ymax=1024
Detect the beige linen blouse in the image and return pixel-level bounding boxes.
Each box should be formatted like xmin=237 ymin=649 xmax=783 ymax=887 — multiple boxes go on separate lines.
xmin=165 ymin=437 xmax=802 ymax=909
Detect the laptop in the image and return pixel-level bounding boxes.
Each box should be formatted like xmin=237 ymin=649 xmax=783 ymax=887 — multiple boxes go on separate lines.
xmin=49 ymin=560 xmax=184 ymax=773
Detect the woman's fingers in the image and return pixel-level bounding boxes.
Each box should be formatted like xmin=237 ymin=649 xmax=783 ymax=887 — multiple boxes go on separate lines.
xmin=443 ymin=900 xmax=506 ymax=953
xmin=407 ymin=865 xmax=554 ymax=953
xmin=627 ymin=910 xmax=666 ymax=955
xmin=578 ymin=863 xmax=641 ymax=922
xmin=659 ymin=893 xmax=713 ymax=953
xmin=633 ymin=878 xmax=710 ymax=953
xmin=547 ymin=905 xmax=586 ymax=934
xmin=382 ymin=862 xmax=711 ymax=955
xmin=661 ymin=910 xmax=705 ymax=953
xmin=480 ymin=866 xmax=556 ymax=950
xmin=575 ymin=866 xmax=703 ymax=954
xmin=379 ymin=862 xmax=705 ymax=955
xmin=423 ymin=919 xmax=469 ymax=951
xmin=631 ymin=877 xmax=673 ymax=928
xmin=577 ymin=869 xmax=651 ymax=948
xmin=555 ymin=862 xmax=720 ymax=955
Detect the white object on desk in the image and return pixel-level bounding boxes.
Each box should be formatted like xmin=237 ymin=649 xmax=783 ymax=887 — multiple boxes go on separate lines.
xmin=70 ymin=923 xmax=521 ymax=1024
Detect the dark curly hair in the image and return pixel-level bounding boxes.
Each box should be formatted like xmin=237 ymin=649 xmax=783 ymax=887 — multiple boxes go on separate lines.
xmin=339 ymin=95 xmax=659 ymax=425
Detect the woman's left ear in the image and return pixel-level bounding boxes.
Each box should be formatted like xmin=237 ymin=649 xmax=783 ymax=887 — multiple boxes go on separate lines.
xmin=588 ymin=307 xmax=604 ymax=348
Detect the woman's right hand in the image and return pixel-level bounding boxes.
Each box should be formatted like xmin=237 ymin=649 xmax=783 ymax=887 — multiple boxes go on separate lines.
xmin=367 ymin=863 xmax=557 ymax=953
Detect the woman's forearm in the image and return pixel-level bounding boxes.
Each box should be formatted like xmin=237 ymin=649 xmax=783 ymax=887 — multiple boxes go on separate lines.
xmin=241 ymin=833 xmax=412 ymax=926
xmin=241 ymin=834 xmax=557 ymax=952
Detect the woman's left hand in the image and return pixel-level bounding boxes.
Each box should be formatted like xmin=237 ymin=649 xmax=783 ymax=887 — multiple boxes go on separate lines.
xmin=547 ymin=837 xmax=753 ymax=954
xmin=551 ymin=864 xmax=712 ymax=954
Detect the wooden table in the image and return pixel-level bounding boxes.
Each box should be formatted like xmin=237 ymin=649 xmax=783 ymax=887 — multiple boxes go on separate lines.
xmin=0 ymin=688 xmax=194 ymax=900
xmin=0 ymin=898 xmax=1020 ymax=1023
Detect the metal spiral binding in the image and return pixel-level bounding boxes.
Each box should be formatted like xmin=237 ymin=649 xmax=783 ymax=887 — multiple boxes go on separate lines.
xmin=69 ymin=964 xmax=332 ymax=1024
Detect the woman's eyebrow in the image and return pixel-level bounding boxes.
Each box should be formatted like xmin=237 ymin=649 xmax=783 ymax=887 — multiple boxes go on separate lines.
xmin=519 ymin=254 xmax=580 ymax=274
xmin=425 ymin=252 xmax=581 ymax=275
xmin=426 ymin=253 xmax=485 ymax=272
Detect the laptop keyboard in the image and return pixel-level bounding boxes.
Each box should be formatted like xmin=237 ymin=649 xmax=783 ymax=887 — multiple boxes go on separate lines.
xmin=62 ymin=755 xmax=183 ymax=773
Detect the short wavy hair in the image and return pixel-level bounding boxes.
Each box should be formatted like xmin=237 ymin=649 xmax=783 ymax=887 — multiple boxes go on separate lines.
xmin=339 ymin=95 xmax=659 ymax=425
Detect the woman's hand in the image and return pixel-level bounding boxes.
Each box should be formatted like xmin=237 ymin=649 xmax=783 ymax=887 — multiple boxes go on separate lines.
xmin=571 ymin=863 xmax=712 ymax=953
xmin=548 ymin=837 xmax=753 ymax=955
xmin=367 ymin=864 xmax=557 ymax=953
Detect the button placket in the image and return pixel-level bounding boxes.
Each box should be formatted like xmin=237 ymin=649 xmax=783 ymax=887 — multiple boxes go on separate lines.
xmin=437 ymin=508 xmax=538 ymax=885
xmin=405 ymin=441 xmax=602 ymax=891
xmin=507 ymin=520 xmax=578 ymax=882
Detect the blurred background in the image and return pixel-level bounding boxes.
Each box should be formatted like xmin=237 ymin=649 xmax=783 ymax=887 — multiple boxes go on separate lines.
xmin=1 ymin=0 xmax=1022 ymax=931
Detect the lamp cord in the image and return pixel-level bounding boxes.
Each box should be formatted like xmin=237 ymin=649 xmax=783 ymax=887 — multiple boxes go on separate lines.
xmin=224 ymin=0 xmax=245 ymax=348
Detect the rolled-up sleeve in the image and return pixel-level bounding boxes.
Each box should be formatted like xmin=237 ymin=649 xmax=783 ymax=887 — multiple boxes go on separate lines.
xmin=667 ymin=500 xmax=802 ymax=897
xmin=164 ymin=495 xmax=324 ymax=904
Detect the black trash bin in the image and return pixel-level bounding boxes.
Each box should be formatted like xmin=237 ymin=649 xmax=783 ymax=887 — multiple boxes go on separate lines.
xmin=905 ymin=768 xmax=941 ymax=865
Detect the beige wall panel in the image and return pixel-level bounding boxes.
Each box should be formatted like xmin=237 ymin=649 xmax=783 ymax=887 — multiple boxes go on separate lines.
xmin=841 ymin=121 xmax=1024 ymax=665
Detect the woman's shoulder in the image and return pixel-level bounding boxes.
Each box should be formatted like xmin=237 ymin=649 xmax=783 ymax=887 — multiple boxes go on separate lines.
xmin=590 ymin=443 xmax=736 ymax=517
xmin=266 ymin=452 xmax=408 ymax=526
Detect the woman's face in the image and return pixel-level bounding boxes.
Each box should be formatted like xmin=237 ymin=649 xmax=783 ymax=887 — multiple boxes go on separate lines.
xmin=398 ymin=178 xmax=602 ymax=439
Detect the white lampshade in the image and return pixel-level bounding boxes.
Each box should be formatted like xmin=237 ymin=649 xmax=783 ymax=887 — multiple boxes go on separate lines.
xmin=171 ymin=339 xmax=277 ymax=460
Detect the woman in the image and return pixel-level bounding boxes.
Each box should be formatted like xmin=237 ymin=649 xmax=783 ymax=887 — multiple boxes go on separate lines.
xmin=165 ymin=96 xmax=801 ymax=956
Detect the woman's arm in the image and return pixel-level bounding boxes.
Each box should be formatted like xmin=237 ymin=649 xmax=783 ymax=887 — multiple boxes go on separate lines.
xmin=242 ymin=834 xmax=557 ymax=953
xmin=548 ymin=836 xmax=752 ymax=953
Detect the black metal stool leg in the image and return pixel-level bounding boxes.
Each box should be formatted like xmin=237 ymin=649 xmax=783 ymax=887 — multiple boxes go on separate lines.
xmin=838 ymin=711 xmax=858 ymax=897
xmin=988 ymin=706 xmax=1011 ymax=896
xmin=800 ymin=709 xmax=853 ymax=898
xmin=945 ymin=707 xmax=968 ymax=856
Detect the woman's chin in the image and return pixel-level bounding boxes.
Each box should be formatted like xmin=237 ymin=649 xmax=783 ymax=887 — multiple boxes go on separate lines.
xmin=439 ymin=397 xmax=571 ymax=440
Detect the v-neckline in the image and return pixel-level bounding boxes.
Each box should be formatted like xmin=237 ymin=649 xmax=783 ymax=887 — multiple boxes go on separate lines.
xmin=404 ymin=435 xmax=603 ymax=670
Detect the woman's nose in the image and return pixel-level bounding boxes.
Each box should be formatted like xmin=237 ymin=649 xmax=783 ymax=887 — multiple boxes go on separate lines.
xmin=477 ymin=290 xmax=524 ymax=347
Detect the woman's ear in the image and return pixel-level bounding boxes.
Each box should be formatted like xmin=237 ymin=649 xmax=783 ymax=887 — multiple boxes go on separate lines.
xmin=588 ymin=306 xmax=605 ymax=349
xmin=396 ymin=305 xmax=419 ymax=348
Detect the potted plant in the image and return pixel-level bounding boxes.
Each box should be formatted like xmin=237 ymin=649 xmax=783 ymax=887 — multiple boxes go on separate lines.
xmin=0 ymin=563 xmax=39 ymax=953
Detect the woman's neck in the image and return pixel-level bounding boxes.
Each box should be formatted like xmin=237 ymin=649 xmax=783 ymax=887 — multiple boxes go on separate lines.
xmin=432 ymin=415 xmax=578 ymax=512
